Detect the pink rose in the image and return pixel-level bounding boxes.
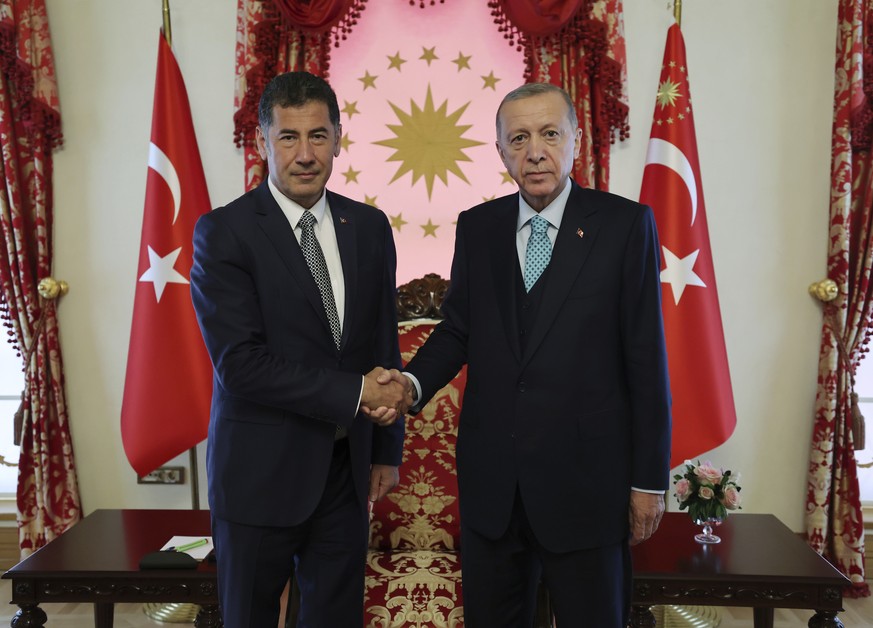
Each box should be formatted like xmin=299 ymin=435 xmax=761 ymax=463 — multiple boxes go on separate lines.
xmin=694 ymin=462 xmax=723 ymax=485
xmin=722 ymin=485 xmax=742 ymax=510
xmin=698 ymin=486 xmax=715 ymax=500
xmin=674 ymin=478 xmax=692 ymax=502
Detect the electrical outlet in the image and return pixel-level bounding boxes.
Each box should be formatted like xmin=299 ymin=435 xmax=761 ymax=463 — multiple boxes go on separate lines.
xmin=137 ymin=466 xmax=185 ymax=485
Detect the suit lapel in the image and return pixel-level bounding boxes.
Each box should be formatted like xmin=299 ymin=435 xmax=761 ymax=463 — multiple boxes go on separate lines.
xmin=253 ymin=183 xmax=337 ymax=347
xmin=327 ymin=191 xmax=356 ymax=351
xmin=522 ymin=183 xmax=601 ymax=366
xmin=490 ymin=198 xmax=523 ymax=364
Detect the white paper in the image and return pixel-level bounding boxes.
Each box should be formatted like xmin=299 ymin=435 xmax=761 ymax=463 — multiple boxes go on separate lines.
xmin=159 ymin=535 xmax=214 ymax=560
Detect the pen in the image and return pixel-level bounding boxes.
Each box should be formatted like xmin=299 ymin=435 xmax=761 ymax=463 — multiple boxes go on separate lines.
xmin=168 ymin=538 xmax=209 ymax=553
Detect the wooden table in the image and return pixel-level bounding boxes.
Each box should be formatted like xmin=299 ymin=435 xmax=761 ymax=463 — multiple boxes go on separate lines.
xmin=2 ymin=509 xmax=853 ymax=627
xmin=630 ymin=512 xmax=850 ymax=628
xmin=2 ymin=509 xmax=219 ymax=628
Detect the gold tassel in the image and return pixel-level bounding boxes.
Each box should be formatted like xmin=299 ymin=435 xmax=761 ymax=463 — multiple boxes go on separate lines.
xmin=851 ymin=392 xmax=866 ymax=451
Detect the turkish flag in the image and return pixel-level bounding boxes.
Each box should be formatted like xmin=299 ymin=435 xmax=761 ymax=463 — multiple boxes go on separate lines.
xmin=121 ymin=33 xmax=213 ymax=477
xmin=639 ymin=24 xmax=736 ymax=469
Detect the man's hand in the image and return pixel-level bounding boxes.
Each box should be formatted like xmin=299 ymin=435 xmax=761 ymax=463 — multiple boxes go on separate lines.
xmin=369 ymin=464 xmax=400 ymax=502
xmin=360 ymin=367 xmax=413 ymax=425
xmin=628 ymin=491 xmax=665 ymax=546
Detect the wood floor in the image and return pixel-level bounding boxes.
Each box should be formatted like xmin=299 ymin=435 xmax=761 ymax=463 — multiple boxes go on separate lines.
xmin=0 ymin=578 xmax=869 ymax=627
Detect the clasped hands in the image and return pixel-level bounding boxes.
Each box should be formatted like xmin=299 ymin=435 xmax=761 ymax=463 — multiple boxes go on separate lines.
xmin=360 ymin=367 xmax=413 ymax=426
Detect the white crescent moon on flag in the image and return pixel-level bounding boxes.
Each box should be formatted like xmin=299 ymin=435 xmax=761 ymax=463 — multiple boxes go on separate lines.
xmin=644 ymin=138 xmax=698 ymax=227
xmin=148 ymin=142 xmax=181 ymax=225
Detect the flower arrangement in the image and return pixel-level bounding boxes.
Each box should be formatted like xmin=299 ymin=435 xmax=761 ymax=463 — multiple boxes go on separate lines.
xmin=673 ymin=460 xmax=742 ymax=523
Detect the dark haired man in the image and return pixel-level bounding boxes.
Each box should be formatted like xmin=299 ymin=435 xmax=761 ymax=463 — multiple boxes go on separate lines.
xmin=191 ymin=71 xmax=409 ymax=627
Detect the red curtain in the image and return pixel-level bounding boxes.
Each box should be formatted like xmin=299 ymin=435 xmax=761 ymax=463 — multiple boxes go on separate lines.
xmin=805 ymin=0 xmax=872 ymax=597
xmin=234 ymin=0 xmax=628 ymax=192
xmin=0 ymin=0 xmax=80 ymax=555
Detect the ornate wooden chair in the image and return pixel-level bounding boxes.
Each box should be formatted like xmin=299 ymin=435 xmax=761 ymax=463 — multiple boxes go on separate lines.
xmin=364 ymin=273 xmax=466 ymax=627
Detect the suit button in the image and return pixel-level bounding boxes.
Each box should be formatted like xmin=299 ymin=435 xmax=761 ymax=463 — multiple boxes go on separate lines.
xmin=519 ymin=328 xmax=526 ymax=337
xmin=522 ymin=300 xmax=531 ymax=309
xmin=518 ymin=380 xmax=526 ymax=392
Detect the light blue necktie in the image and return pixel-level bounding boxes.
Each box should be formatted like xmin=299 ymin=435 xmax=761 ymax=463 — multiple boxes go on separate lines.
xmin=524 ymin=214 xmax=552 ymax=292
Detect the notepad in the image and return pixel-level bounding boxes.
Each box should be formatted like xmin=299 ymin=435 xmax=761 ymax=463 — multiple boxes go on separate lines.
xmin=159 ymin=535 xmax=214 ymax=560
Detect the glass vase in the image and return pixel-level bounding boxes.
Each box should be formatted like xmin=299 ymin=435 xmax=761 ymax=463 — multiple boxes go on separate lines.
xmin=694 ymin=517 xmax=723 ymax=544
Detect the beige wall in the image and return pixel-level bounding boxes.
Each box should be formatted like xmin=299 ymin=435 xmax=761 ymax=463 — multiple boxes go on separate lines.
xmin=44 ymin=0 xmax=836 ymax=531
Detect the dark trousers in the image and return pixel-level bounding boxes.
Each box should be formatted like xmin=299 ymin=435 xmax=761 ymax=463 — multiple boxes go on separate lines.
xmin=460 ymin=490 xmax=631 ymax=628
xmin=212 ymin=439 xmax=369 ymax=628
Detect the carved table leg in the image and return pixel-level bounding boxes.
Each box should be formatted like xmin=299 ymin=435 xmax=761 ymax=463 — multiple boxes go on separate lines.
xmin=10 ymin=604 xmax=47 ymax=627
xmin=753 ymin=606 xmax=775 ymax=628
xmin=195 ymin=604 xmax=223 ymax=627
xmin=93 ymin=602 xmax=114 ymax=628
xmin=628 ymin=604 xmax=656 ymax=628
xmin=808 ymin=610 xmax=844 ymax=628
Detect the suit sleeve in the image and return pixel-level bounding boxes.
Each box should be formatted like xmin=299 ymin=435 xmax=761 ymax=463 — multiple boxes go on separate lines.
xmin=405 ymin=212 xmax=471 ymax=409
xmin=190 ymin=211 xmax=363 ymax=428
xmin=621 ymin=206 xmax=672 ymax=490
xmin=370 ymin=214 xmax=405 ymax=466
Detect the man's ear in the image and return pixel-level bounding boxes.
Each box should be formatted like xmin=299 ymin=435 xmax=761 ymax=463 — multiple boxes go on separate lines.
xmin=495 ymin=140 xmax=506 ymax=165
xmin=256 ymin=126 xmax=269 ymax=160
xmin=334 ymin=123 xmax=343 ymax=158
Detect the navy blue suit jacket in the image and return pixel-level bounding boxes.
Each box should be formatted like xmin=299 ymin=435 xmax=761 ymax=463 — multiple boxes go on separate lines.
xmin=405 ymin=181 xmax=671 ymax=553
xmin=190 ymin=182 xmax=404 ymax=527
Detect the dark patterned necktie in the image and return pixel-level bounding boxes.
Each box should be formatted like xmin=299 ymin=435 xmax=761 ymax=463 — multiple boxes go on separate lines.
xmin=524 ymin=214 xmax=552 ymax=292
xmin=298 ymin=211 xmax=342 ymax=349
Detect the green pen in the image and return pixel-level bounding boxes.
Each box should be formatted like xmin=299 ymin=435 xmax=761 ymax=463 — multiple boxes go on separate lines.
xmin=171 ymin=538 xmax=209 ymax=553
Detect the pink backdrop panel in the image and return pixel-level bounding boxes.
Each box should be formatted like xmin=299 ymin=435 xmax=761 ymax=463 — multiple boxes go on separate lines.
xmin=329 ymin=1 xmax=525 ymax=283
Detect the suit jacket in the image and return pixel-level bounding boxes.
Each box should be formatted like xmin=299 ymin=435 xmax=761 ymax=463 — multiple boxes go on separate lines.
xmin=405 ymin=180 xmax=671 ymax=553
xmin=190 ymin=181 xmax=404 ymax=527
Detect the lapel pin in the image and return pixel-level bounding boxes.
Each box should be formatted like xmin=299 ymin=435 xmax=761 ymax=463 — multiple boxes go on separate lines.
xmin=576 ymin=228 xmax=584 ymax=238
xmin=339 ymin=217 xmax=348 ymax=224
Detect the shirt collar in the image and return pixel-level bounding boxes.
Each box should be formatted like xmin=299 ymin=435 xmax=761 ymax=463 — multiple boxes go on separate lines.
xmin=267 ymin=177 xmax=328 ymax=228
xmin=516 ymin=177 xmax=573 ymax=233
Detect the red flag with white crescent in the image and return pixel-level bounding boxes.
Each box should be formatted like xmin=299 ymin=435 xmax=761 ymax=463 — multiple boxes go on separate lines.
xmin=639 ymin=23 xmax=736 ymax=469
xmin=121 ymin=33 xmax=213 ymax=477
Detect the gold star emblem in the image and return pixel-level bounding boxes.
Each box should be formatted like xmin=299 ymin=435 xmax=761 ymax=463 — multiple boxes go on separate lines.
xmin=358 ymin=71 xmax=378 ymax=90
xmin=666 ymin=117 xmax=674 ymax=125
xmin=420 ymin=47 xmax=438 ymax=65
xmin=364 ymin=195 xmax=379 ymax=207
xmin=501 ymin=171 xmax=515 ymax=184
xmin=481 ymin=71 xmax=500 ymax=90
xmin=342 ymin=165 xmax=361 ymax=183
xmin=420 ymin=219 xmax=439 ymax=237
xmin=452 ymin=52 xmax=472 ymax=71
xmin=342 ymin=101 xmax=361 ymax=119
xmin=374 ymin=86 xmax=485 ymax=200
xmin=390 ymin=213 xmax=408 ymax=231
xmin=387 ymin=52 xmax=406 ymax=71
xmin=482 ymin=195 xmax=496 ymax=201
xmin=340 ymin=134 xmax=354 ymax=152
xmin=656 ymin=78 xmax=682 ymax=110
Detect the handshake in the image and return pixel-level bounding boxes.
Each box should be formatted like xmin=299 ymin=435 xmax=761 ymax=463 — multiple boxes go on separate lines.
xmin=360 ymin=367 xmax=415 ymax=426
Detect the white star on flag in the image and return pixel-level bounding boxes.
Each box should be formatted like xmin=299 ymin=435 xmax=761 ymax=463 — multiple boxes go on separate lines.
xmin=660 ymin=246 xmax=706 ymax=305
xmin=139 ymin=245 xmax=189 ymax=302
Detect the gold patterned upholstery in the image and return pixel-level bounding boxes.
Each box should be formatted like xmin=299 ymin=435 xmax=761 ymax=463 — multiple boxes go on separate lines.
xmin=365 ymin=273 xmax=467 ymax=627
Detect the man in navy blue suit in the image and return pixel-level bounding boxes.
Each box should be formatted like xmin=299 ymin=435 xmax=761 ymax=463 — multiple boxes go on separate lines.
xmin=372 ymin=83 xmax=672 ymax=627
xmin=191 ymin=72 xmax=410 ymax=628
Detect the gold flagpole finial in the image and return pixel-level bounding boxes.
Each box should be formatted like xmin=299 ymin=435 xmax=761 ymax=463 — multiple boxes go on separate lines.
xmin=674 ymin=0 xmax=682 ymax=27
xmin=162 ymin=0 xmax=172 ymax=47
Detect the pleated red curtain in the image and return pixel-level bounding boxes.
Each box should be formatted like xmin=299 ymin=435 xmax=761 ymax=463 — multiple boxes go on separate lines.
xmin=0 ymin=0 xmax=81 ymax=555
xmin=233 ymin=0 xmax=628 ymax=192
xmin=806 ymin=0 xmax=872 ymax=597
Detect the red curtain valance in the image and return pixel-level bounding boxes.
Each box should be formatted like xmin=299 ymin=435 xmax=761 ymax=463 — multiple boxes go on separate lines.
xmin=495 ymin=0 xmax=587 ymax=37
xmin=272 ymin=0 xmax=363 ymax=34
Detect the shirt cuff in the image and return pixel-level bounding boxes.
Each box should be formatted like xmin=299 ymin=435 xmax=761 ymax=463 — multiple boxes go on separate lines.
xmin=403 ymin=371 xmax=423 ymax=408
xmin=631 ymin=487 xmax=666 ymax=494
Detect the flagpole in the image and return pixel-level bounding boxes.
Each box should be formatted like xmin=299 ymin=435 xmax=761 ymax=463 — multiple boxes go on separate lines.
xmin=162 ymin=0 xmax=172 ymax=47
xmin=674 ymin=0 xmax=682 ymax=27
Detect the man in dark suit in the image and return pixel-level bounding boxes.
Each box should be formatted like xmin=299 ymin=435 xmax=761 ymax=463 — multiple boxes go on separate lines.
xmin=190 ymin=72 xmax=410 ymax=628
xmin=372 ymin=82 xmax=671 ymax=626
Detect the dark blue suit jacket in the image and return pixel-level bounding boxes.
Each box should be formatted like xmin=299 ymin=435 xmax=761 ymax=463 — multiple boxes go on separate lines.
xmin=190 ymin=182 xmax=404 ymax=527
xmin=405 ymin=181 xmax=671 ymax=553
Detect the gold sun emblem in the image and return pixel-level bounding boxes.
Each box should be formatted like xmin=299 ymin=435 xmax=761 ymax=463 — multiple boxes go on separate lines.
xmin=656 ymin=77 xmax=682 ymax=110
xmin=374 ymin=85 xmax=485 ymax=199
